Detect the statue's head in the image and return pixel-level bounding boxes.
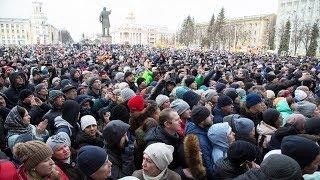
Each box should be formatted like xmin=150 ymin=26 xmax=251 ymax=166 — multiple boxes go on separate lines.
xmin=103 ymin=7 xmax=106 ymax=10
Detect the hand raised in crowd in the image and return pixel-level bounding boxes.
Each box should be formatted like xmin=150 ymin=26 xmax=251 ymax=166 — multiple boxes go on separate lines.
xmin=36 ymin=119 xmax=48 ymax=135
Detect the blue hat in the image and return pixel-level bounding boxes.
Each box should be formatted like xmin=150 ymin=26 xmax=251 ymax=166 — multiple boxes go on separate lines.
xmin=217 ymin=95 xmax=233 ymax=108
xmin=215 ymin=82 xmax=226 ymax=93
xmin=77 ymin=145 xmax=108 ymax=176
xmin=246 ymin=93 xmax=262 ymax=108
xmin=183 ymin=91 xmax=201 ymax=109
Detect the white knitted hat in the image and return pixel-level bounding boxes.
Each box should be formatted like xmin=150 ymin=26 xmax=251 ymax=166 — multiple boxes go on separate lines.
xmin=80 ymin=115 xmax=97 ymax=130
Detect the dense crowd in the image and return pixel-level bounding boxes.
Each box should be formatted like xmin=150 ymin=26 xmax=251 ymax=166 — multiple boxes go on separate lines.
xmin=0 ymin=44 xmax=320 ymax=180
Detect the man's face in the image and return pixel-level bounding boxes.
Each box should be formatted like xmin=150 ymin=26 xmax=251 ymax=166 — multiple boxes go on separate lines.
xmin=82 ymin=101 xmax=92 ymax=109
xmin=53 ymin=144 xmax=70 ymax=160
xmin=166 ymin=111 xmax=181 ymax=132
xmin=126 ymin=74 xmax=134 ymax=83
xmin=202 ymin=115 xmax=213 ymax=128
xmin=54 ymin=95 xmax=65 ymax=107
xmin=222 ymin=104 xmax=234 ymax=114
xmin=90 ymin=160 xmax=112 ymax=179
xmin=39 ymin=87 xmax=49 ymax=96
xmin=181 ymin=109 xmax=191 ymax=119
xmin=74 ymin=71 xmax=80 ymax=78
xmin=15 ymin=75 xmax=25 ymax=86
xmin=93 ymin=80 xmax=102 ymax=90
xmin=65 ymin=89 xmax=77 ymax=100
xmin=23 ymin=95 xmax=34 ymax=105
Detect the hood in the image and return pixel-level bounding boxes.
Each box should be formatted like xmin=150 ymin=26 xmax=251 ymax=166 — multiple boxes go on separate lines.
xmin=208 ymin=122 xmax=230 ymax=149
xmin=54 ymin=116 xmax=73 ymax=129
xmin=102 ymin=120 xmax=130 ymax=148
xmin=185 ymin=120 xmax=207 ymax=136
xmin=256 ymin=121 xmax=277 ymax=136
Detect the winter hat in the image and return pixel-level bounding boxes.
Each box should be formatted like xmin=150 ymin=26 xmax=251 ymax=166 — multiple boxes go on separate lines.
xmin=261 ymin=154 xmax=302 ymax=180
xmin=144 ymin=143 xmax=174 ymax=171
xmin=102 ymin=120 xmax=130 ymax=148
xmin=61 ymin=79 xmax=76 ymax=92
xmin=19 ymin=89 xmax=33 ymax=100
xmin=51 ymin=77 xmax=60 ymax=85
xmin=118 ymin=82 xmax=129 ymax=90
xmin=285 ymin=114 xmax=306 ymax=132
xmin=294 ymin=90 xmax=307 ymax=102
xmin=114 ymin=72 xmax=125 ymax=81
xmin=110 ymin=105 xmax=130 ymax=123
xmin=224 ymin=88 xmax=238 ymax=101
xmin=13 ymin=140 xmax=53 ymax=170
xmin=208 ymin=122 xmax=231 ymax=149
xmin=128 ymin=95 xmax=145 ymax=112
xmin=230 ymin=83 xmax=240 ymax=89
xmin=266 ymin=90 xmax=275 ymax=99
xmin=227 ymin=140 xmax=258 ymax=166
xmin=305 ymin=117 xmax=320 ymax=135
xmin=77 ymin=145 xmax=108 ymax=176
xmin=173 ymin=86 xmax=189 ymax=99
xmin=49 ymin=90 xmax=64 ymax=102
xmin=46 ymin=132 xmax=71 ymax=152
xmin=34 ymin=83 xmax=46 ymax=94
xmin=217 ymin=95 xmax=233 ymax=108
xmin=87 ymin=77 xmax=99 ymax=88
xmin=262 ymin=108 xmax=280 ymax=128
xmin=184 ymin=77 xmax=195 ymax=87
xmin=170 ymin=99 xmax=190 ymax=115
xmin=80 ymin=115 xmax=97 ymax=130
xmin=203 ymin=89 xmax=218 ymax=102
xmin=121 ymin=88 xmax=136 ymax=102
xmin=156 ymin=94 xmax=169 ymax=107
xmin=246 ymin=93 xmax=262 ymax=108
xmin=75 ymin=95 xmax=93 ymax=107
xmin=244 ymin=82 xmax=255 ymax=91
xmin=215 ymin=82 xmax=226 ymax=93
xmin=233 ymin=118 xmax=255 ymax=135
xmin=278 ymin=90 xmax=291 ymax=98
xmin=183 ymin=91 xmax=201 ymax=109
xmin=191 ymin=105 xmax=211 ymax=125
xmin=281 ymin=135 xmax=320 ymax=168
xmin=296 ymin=101 xmax=317 ymax=118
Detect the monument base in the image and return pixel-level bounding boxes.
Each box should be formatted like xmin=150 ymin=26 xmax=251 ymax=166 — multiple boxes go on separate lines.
xmin=102 ymin=36 xmax=112 ymax=44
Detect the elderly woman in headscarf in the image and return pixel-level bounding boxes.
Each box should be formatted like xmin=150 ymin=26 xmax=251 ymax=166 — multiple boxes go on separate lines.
xmin=132 ymin=143 xmax=181 ymax=180
xmin=5 ymin=106 xmax=49 ymax=150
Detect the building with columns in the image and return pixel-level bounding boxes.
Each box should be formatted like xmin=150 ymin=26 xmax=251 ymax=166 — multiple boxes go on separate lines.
xmin=275 ymin=0 xmax=320 ymax=55
xmin=0 ymin=1 xmax=59 ymax=45
xmin=111 ymin=12 xmax=175 ymax=46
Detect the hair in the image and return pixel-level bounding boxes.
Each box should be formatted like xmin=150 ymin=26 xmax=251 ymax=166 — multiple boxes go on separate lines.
xmin=145 ymin=100 xmax=159 ymax=118
xmin=16 ymin=106 xmax=27 ymax=118
xmin=158 ymin=108 xmax=175 ymax=128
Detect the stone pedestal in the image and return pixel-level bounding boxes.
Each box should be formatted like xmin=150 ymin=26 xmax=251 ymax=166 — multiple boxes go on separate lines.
xmin=102 ymin=36 xmax=112 ymax=44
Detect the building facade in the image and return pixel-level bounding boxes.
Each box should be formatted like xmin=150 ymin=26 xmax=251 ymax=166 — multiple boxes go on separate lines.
xmin=0 ymin=1 xmax=59 ymax=45
xmin=111 ymin=12 xmax=175 ymax=46
xmin=276 ymin=0 xmax=320 ymax=55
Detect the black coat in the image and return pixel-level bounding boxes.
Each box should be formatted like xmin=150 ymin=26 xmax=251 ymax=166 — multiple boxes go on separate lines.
xmin=43 ymin=105 xmax=62 ymax=133
xmin=214 ymin=158 xmax=247 ymax=180
xmin=74 ymin=131 xmax=104 ymax=150
xmin=54 ymin=159 xmax=85 ymax=180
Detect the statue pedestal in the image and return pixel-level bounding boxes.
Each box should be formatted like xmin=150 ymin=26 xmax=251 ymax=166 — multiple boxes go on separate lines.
xmin=102 ymin=36 xmax=112 ymax=44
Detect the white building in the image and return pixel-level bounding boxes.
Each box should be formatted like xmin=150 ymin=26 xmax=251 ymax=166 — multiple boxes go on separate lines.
xmin=111 ymin=12 xmax=175 ymax=46
xmin=276 ymin=0 xmax=320 ymax=55
xmin=0 ymin=1 xmax=59 ymax=45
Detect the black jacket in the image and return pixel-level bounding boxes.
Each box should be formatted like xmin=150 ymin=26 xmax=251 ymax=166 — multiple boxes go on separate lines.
xmin=74 ymin=131 xmax=104 ymax=150
xmin=214 ymin=158 xmax=247 ymax=180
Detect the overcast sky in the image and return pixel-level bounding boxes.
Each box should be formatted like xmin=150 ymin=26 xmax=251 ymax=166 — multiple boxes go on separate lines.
xmin=0 ymin=0 xmax=278 ymax=41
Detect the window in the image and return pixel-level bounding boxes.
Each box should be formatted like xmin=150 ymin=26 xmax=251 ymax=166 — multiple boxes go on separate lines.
xmin=17 ymin=35 xmax=20 ymax=39
xmin=10 ymin=24 xmax=14 ymax=28
xmin=1 ymin=29 xmax=3 ymax=33
xmin=6 ymin=24 xmax=8 ymax=28
xmin=16 ymin=24 xmax=19 ymax=28
xmin=0 ymin=24 xmax=3 ymax=28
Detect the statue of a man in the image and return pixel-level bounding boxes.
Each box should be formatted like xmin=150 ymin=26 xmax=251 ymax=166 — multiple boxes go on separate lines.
xmin=100 ymin=7 xmax=111 ymax=37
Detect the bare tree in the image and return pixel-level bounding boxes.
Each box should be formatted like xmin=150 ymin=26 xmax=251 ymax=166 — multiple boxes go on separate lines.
xmin=301 ymin=24 xmax=313 ymax=53
xmin=291 ymin=13 xmax=304 ymax=55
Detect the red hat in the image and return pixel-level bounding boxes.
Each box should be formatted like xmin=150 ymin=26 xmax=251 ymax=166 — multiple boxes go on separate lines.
xmin=128 ymin=95 xmax=145 ymax=112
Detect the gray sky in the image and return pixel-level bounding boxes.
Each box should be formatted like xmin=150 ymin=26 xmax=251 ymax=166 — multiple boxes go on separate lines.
xmin=0 ymin=0 xmax=278 ymax=41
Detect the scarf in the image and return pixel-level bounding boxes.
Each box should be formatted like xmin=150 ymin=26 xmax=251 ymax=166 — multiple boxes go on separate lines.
xmin=143 ymin=168 xmax=168 ymax=180
xmin=4 ymin=106 xmax=32 ymax=136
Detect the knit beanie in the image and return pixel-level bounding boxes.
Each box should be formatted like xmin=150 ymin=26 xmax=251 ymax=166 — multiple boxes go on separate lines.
xmin=170 ymin=99 xmax=190 ymax=115
xmin=156 ymin=94 xmax=169 ymax=107
xmin=34 ymin=83 xmax=46 ymax=94
xmin=285 ymin=114 xmax=306 ymax=132
xmin=183 ymin=91 xmax=201 ymax=109
xmin=80 ymin=115 xmax=97 ymax=130
xmin=294 ymin=90 xmax=307 ymax=102
xmin=49 ymin=90 xmax=64 ymax=102
xmin=281 ymin=135 xmax=320 ymax=168
xmin=174 ymin=86 xmax=189 ymax=99
xmin=191 ymin=105 xmax=211 ymax=125
xmin=184 ymin=77 xmax=195 ymax=87
xmin=227 ymin=140 xmax=258 ymax=166
xmin=266 ymin=90 xmax=275 ymax=99
xmin=262 ymin=108 xmax=280 ymax=128
xmin=296 ymin=102 xmax=317 ymax=118
xmin=121 ymin=88 xmax=136 ymax=102
xmin=61 ymin=79 xmax=76 ymax=92
xmin=203 ymin=89 xmax=218 ymax=102
xmin=246 ymin=93 xmax=262 ymax=108
xmin=114 ymin=72 xmax=125 ymax=81
xmin=46 ymin=132 xmax=71 ymax=152
xmin=110 ymin=104 xmax=130 ymax=123
xmin=144 ymin=143 xmax=174 ymax=171
xmin=233 ymin=118 xmax=255 ymax=135
xmin=51 ymin=77 xmax=60 ymax=85
xmin=261 ymin=154 xmax=302 ymax=180
xmin=19 ymin=89 xmax=33 ymax=100
xmin=77 ymin=145 xmax=108 ymax=176
xmin=305 ymin=117 xmax=320 ymax=135
xmin=128 ymin=95 xmax=145 ymax=112
xmin=224 ymin=88 xmax=238 ymax=101
xmin=215 ymin=82 xmax=226 ymax=93
xmin=217 ymin=95 xmax=233 ymax=108
xmin=13 ymin=140 xmax=53 ymax=170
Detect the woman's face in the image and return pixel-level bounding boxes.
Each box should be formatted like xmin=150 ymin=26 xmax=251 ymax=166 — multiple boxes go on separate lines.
xmin=142 ymin=154 xmax=161 ymax=177
xmin=22 ymin=111 xmax=31 ymax=125
xmin=34 ymin=157 xmax=55 ymax=177
xmin=227 ymin=130 xmax=235 ymax=145
xmin=53 ymin=144 xmax=70 ymax=160
xmin=0 ymin=96 xmax=6 ymax=107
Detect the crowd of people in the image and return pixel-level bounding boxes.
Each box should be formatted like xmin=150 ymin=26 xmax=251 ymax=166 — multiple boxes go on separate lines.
xmin=0 ymin=43 xmax=320 ymax=180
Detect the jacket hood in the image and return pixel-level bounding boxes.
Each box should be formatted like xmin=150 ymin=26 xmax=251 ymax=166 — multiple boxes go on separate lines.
xmin=102 ymin=120 xmax=130 ymax=148
xmin=208 ymin=122 xmax=230 ymax=149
